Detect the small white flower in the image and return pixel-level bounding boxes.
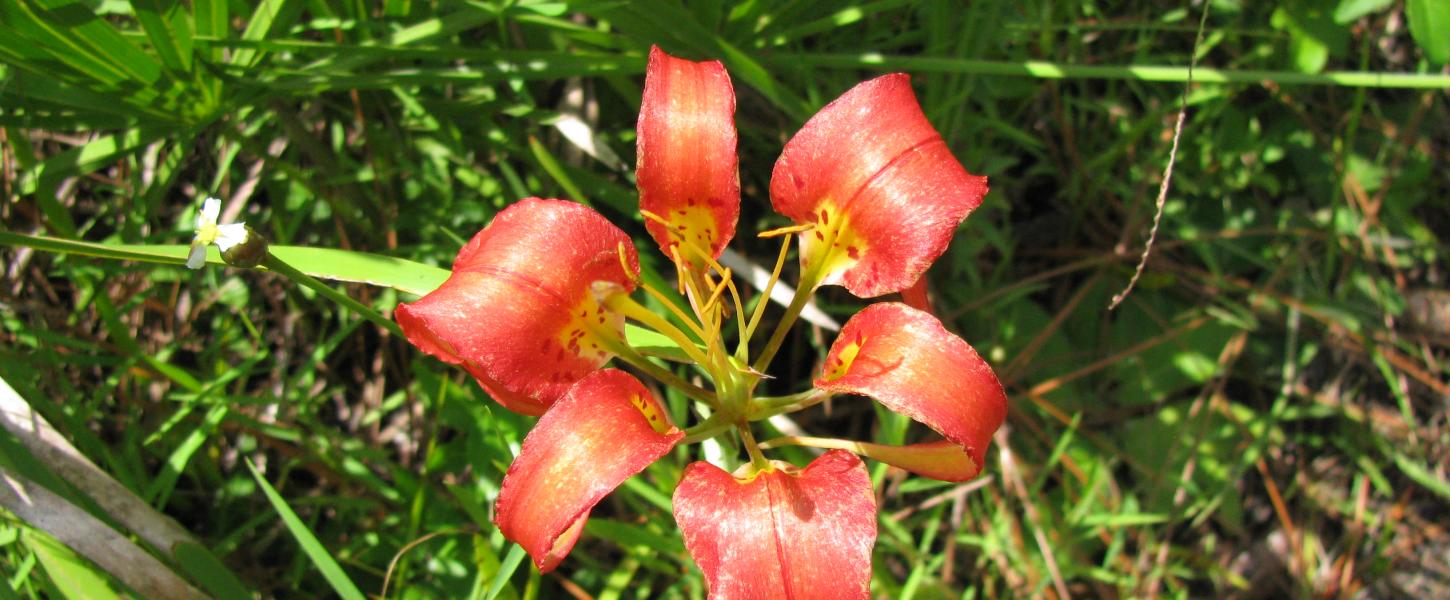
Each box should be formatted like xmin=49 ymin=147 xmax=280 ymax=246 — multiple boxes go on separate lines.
xmin=188 ymin=197 xmax=250 ymax=269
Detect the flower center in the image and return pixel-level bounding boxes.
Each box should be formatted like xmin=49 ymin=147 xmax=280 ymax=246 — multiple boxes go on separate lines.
xmin=628 ymin=392 xmax=676 ymax=435
xmin=800 ymin=202 xmax=863 ymax=286
xmin=820 ymin=335 xmax=865 ymax=383
xmin=195 ymin=222 xmax=220 ymax=245
xmin=560 ymin=286 xmax=628 ymax=365
xmin=653 ymin=203 xmax=722 ymax=270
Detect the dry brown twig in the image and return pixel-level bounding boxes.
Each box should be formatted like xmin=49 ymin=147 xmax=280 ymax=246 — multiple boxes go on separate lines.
xmin=1109 ymin=1 xmax=1212 ymax=310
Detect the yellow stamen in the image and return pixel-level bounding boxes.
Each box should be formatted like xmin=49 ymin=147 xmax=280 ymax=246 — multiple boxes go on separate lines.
xmin=701 ymin=268 xmax=731 ymax=314
xmin=642 ymin=208 xmax=720 ymax=275
xmin=604 ymin=292 xmax=714 ymax=368
xmin=672 ymin=232 xmax=735 ymax=281
xmin=615 ymin=242 xmax=639 ymax=284
xmin=752 ymin=203 xmax=863 ymax=373
xmin=665 ymin=234 xmax=749 ymax=349
xmin=636 ymin=281 xmax=708 ymax=342
xmin=744 ymin=231 xmax=795 ymax=345
xmin=757 ymin=222 xmax=814 ymax=238
xmin=638 ymin=208 xmax=670 ymax=227
xmin=670 ymin=245 xmax=693 ymax=297
xmin=672 ymin=246 xmax=704 ymax=314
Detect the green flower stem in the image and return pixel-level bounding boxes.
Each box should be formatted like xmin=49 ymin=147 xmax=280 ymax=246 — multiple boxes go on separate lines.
xmin=755 ymin=435 xmax=863 ymax=453
xmin=263 ymin=255 xmax=405 ymax=337
xmin=0 ymin=232 xmax=411 ymax=338
xmin=600 ymin=337 xmax=719 ymax=409
xmin=606 ymin=293 xmax=715 ymax=368
xmin=681 ymin=413 xmax=732 ymax=445
xmin=749 ymin=389 xmax=830 ymax=421
xmin=750 ymin=266 xmax=823 ymax=374
xmin=737 ymin=424 xmax=772 ymax=471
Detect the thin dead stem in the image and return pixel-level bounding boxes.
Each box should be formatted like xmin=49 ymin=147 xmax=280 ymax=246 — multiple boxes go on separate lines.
xmin=1110 ymin=1 xmax=1211 ymax=310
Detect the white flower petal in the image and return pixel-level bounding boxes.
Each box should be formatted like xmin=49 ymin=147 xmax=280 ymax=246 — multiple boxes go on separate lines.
xmin=214 ymin=223 xmax=250 ymax=253
xmin=186 ymin=244 xmax=207 ymax=269
xmin=198 ymin=197 xmax=221 ymax=228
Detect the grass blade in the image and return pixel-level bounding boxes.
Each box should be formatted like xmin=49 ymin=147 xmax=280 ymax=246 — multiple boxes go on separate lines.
xmin=130 ymin=0 xmax=195 ymax=73
xmin=170 ymin=542 xmax=253 ymax=600
xmin=23 ymin=529 xmax=122 ymax=600
xmin=245 ymin=459 xmax=366 ymax=600
xmin=484 ymin=544 xmax=526 ymax=600
xmin=231 ymin=0 xmax=299 ymax=68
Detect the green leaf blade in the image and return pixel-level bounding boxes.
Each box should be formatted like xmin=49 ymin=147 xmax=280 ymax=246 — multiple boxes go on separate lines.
xmin=245 ymin=460 xmax=367 ymax=600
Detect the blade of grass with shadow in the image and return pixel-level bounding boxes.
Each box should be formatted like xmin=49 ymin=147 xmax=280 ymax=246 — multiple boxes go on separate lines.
xmin=245 ymin=459 xmax=366 ymax=600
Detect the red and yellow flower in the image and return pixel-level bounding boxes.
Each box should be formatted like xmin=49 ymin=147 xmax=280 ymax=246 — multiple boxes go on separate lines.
xmin=398 ymin=46 xmax=1007 ymax=597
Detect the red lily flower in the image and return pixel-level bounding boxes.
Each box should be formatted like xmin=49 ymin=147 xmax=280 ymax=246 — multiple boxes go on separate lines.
xmin=397 ymin=46 xmax=1005 ymax=596
xmin=770 ymin=73 xmax=989 ymax=298
xmin=495 ymin=369 xmax=682 ymax=572
xmin=816 ymin=302 xmax=1007 ymax=482
xmin=673 ymin=450 xmax=876 ymax=600
xmin=395 ymin=198 xmax=639 ymax=416
xmin=637 ymin=46 xmax=740 ymax=265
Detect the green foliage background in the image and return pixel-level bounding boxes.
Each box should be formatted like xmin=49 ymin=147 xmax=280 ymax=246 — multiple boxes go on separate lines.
xmin=1 ymin=0 xmax=1447 ymax=598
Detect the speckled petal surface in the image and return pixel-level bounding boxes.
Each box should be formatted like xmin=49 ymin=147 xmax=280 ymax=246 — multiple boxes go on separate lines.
xmin=673 ymin=450 xmax=876 ymax=599
xmin=770 ymin=74 xmax=988 ymax=298
xmin=494 ymin=370 xmax=682 ymax=572
xmin=816 ymin=303 xmax=1007 ymax=481
xmin=395 ymin=198 xmax=638 ymax=415
xmin=637 ymin=46 xmax=739 ymax=264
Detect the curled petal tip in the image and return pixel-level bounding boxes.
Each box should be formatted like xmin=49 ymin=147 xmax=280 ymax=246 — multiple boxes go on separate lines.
xmin=816 ymin=303 xmax=1006 ymax=480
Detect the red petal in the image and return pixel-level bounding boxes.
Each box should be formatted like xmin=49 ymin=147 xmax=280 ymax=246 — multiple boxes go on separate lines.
xmin=637 ymin=45 xmax=740 ymax=264
xmin=816 ymin=303 xmax=1006 ymax=481
xmin=769 ymin=74 xmax=988 ymax=298
xmin=673 ymin=451 xmax=876 ymax=599
xmin=495 ymin=370 xmax=683 ymax=572
xmin=396 ymin=198 xmax=639 ymax=415
xmin=899 ymin=275 xmax=934 ymax=315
